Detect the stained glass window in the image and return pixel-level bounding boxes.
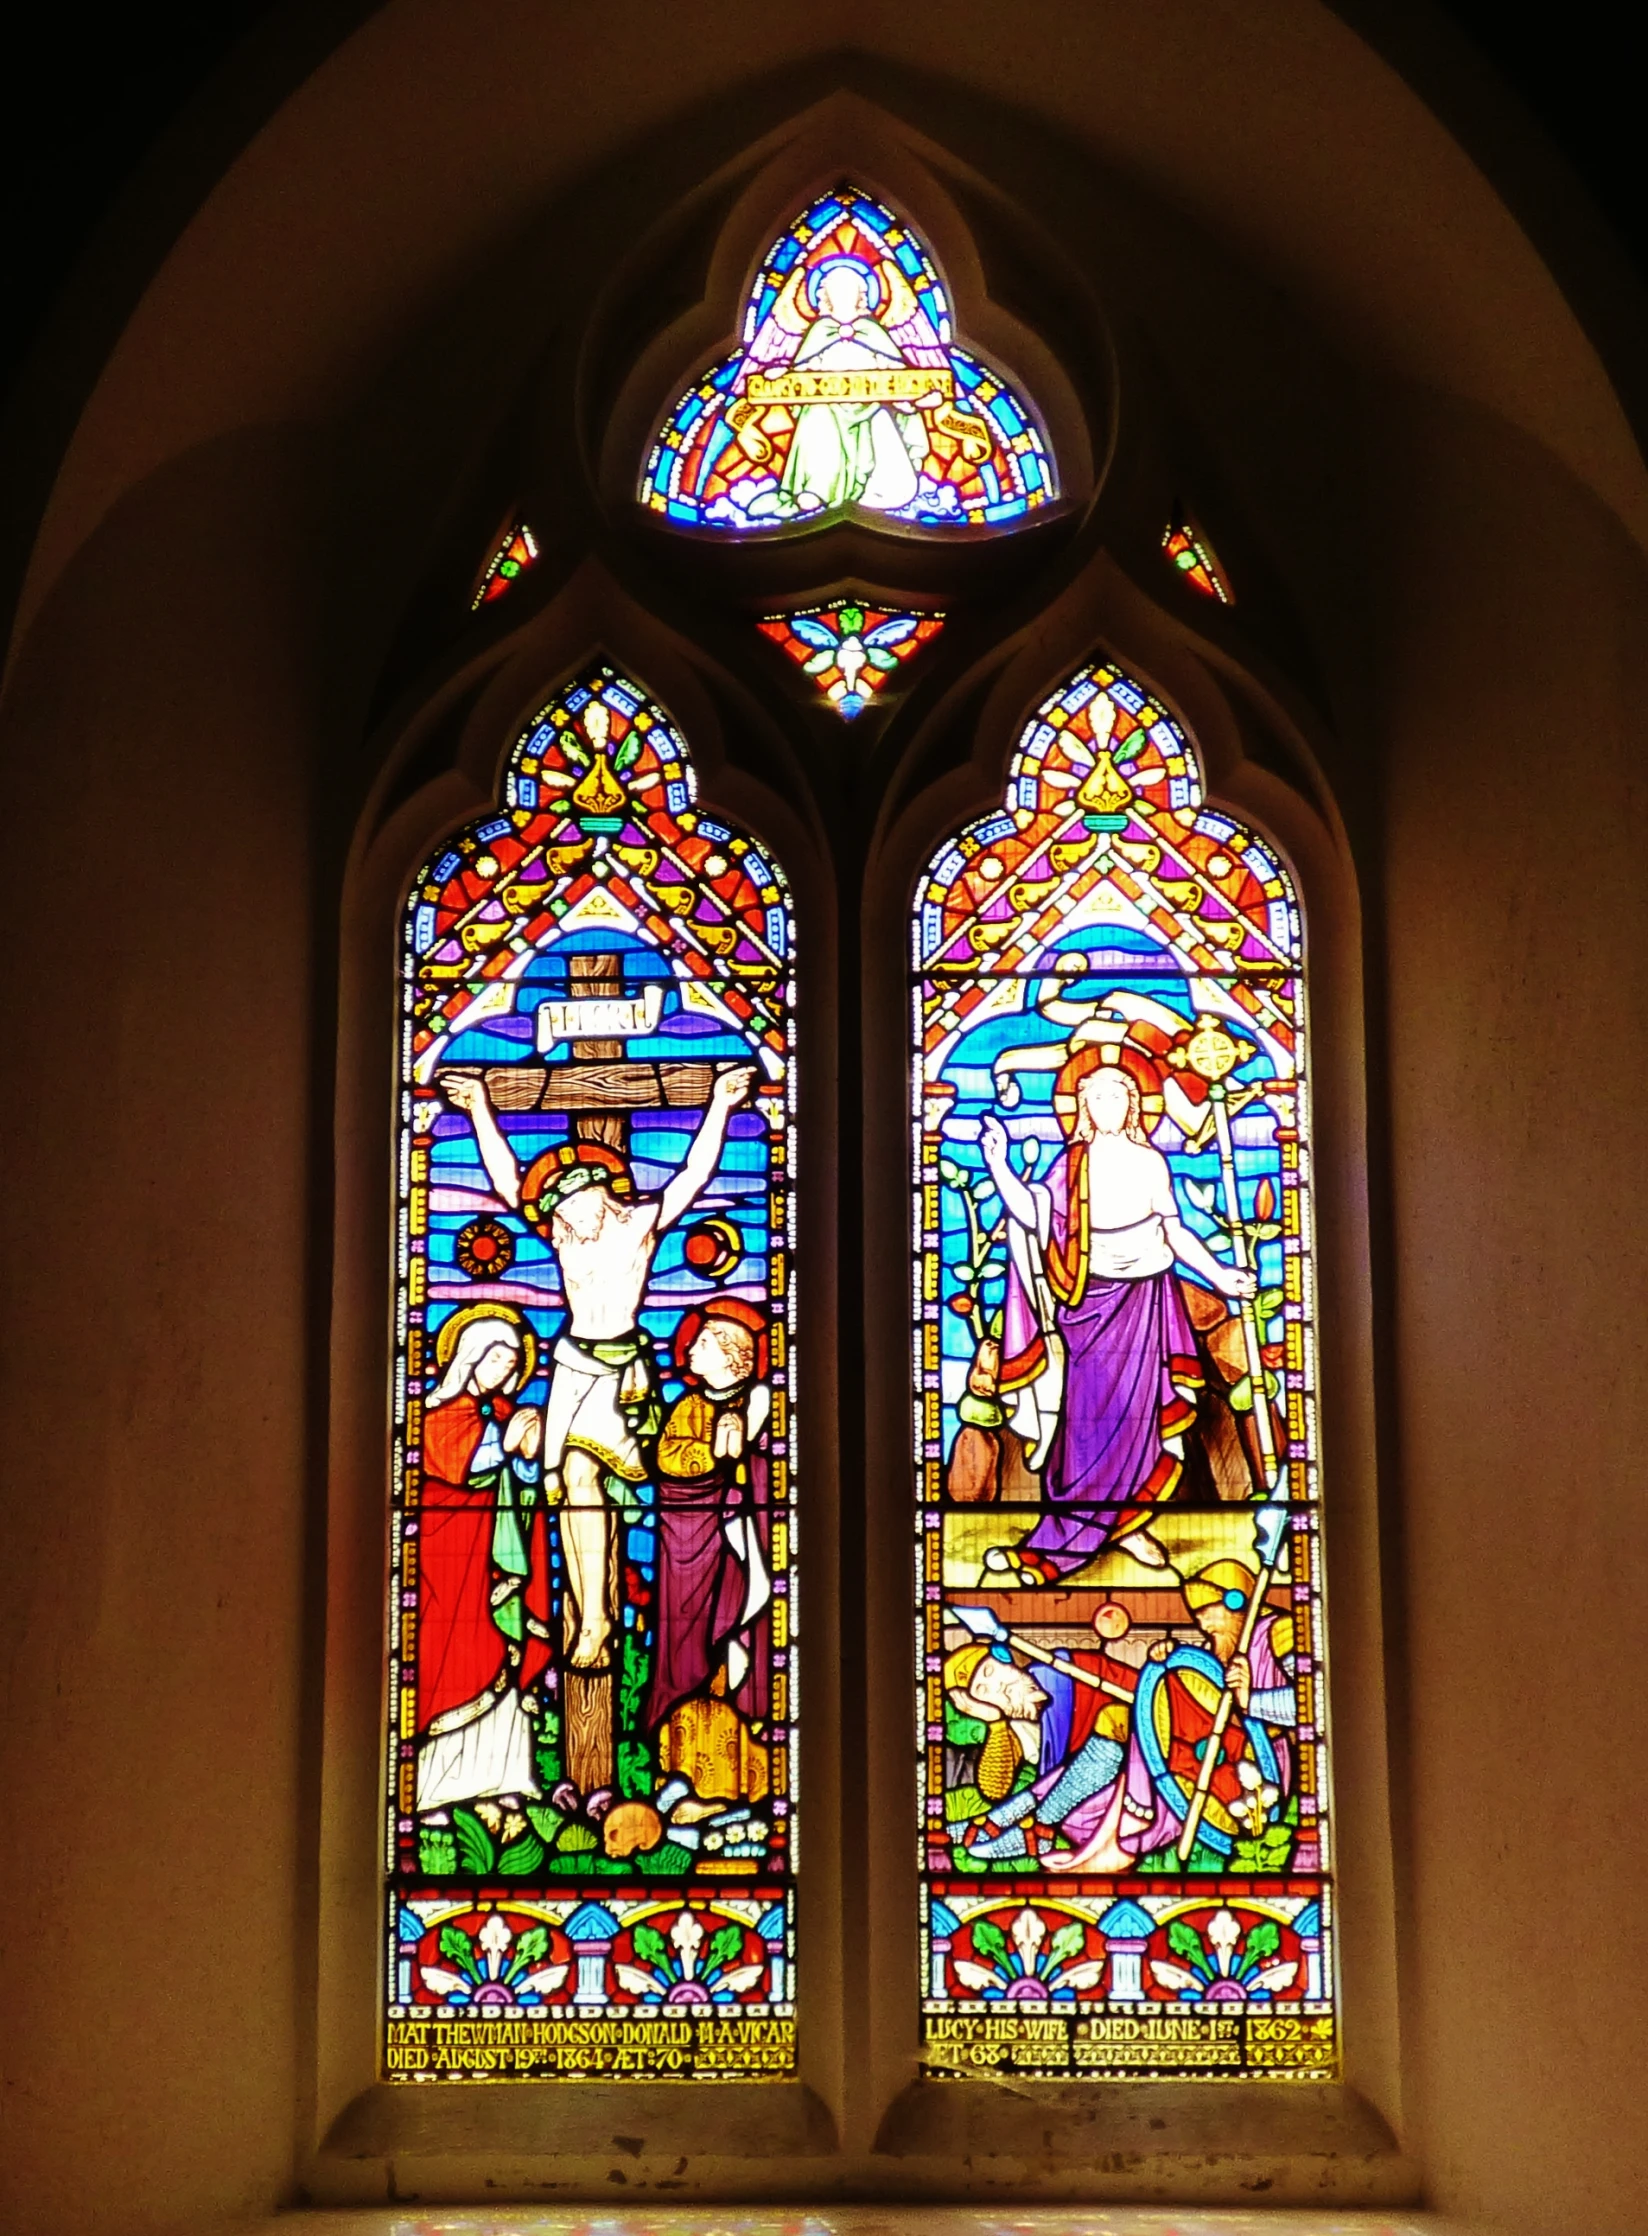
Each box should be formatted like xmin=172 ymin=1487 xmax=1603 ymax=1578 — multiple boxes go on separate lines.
xmin=758 ymin=600 xmax=945 ymax=717
xmin=473 ymin=522 xmax=540 ymax=609
xmin=642 ymin=188 xmax=1055 ymax=532
xmin=386 ymin=665 xmax=798 ymax=2082
xmin=912 ymin=659 xmax=1334 ymax=2082
xmin=1162 ymin=517 xmax=1232 ymax=604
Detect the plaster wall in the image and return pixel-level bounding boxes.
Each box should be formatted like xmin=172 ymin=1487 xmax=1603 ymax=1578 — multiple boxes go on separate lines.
xmin=2 ymin=6 xmax=1646 ymax=2234
xmin=1373 ymin=391 xmax=1648 ymax=2235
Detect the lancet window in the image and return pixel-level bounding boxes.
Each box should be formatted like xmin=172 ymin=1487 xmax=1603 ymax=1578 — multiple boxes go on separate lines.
xmin=386 ymin=667 xmax=798 ymax=2082
xmin=912 ymin=659 xmax=1335 ymax=2080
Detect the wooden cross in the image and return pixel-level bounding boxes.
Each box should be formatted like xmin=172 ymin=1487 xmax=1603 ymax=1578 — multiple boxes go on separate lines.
xmin=449 ymin=950 xmax=722 ymax=1798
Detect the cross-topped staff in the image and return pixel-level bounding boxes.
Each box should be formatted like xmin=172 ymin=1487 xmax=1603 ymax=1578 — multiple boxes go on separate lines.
xmin=443 ymin=946 xmax=754 ymax=1799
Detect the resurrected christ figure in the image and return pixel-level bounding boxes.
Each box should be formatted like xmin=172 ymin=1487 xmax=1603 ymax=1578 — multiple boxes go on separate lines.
xmin=983 ymin=1060 xmax=1254 ymax=1581
xmin=443 ymin=1064 xmax=754 ymax=1673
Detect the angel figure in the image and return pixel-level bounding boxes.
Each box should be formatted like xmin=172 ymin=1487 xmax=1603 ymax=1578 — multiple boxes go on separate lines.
xmin=646 ymin=189 xmax=1052 ymax=533
xmin=779 ymin=258 xmax=941 ymax=514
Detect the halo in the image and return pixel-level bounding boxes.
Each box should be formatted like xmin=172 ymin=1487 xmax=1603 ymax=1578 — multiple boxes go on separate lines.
xmin=806 ymin=254 xmax=881 ymax=314
xmin=519 ymin=1141 xmax=633 ymax=1232
xmin=672 ymin=1292 xmax=769 ymax=1382
xmin=1052 ymin=1038 xmax=1165 ymax=1137
xmin=432 ymin=1301 xmax=538 ymax=1391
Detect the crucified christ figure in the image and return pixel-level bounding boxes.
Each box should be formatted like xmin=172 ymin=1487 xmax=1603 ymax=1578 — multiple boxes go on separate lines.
xmin=442 ymin=1065 xmax=755 ymax=1679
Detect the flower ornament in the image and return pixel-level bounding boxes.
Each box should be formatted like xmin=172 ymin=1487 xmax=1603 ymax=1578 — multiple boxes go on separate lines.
xmin=1148 ymin=1906 xmax=1299 ymax=2003
xmin=760 ymin=602 xmax=945 ymax=718
xmin=612 ymin=1907 xmax=769 ymax=2006
xmin=949 ymin=1904 xmax=1107 ymax=2002
xmin=408 ymin=1906 xmax=570 ymax=2008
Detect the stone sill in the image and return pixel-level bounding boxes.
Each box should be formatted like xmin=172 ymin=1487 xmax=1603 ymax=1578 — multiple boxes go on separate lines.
xmin=311 ymin=2078 xmax=1418 ymax=2209
xmin=262 ymin=2210 xmax=1495 ymax=2235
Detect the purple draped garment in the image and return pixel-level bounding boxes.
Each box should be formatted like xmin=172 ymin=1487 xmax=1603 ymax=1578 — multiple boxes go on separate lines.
xmin=644 ymin=1418 xmax=770 ymax=1731
xmin=1005 ymin=1148 xmax=1200 ymax=1581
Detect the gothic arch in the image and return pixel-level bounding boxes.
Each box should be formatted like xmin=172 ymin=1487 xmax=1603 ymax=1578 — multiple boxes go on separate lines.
xmin=6 ymin=13 xmax=1648 ymax=2235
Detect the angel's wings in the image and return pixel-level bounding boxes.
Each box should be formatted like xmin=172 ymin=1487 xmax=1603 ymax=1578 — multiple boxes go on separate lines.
xmin=739 ymin=261 xmax=811 ymax=384
xmin=879 ymin=258 xmax=950 ymax=371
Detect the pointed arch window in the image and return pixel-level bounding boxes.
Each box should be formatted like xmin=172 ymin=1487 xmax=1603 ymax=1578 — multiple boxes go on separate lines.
xmin=912 ymin=659 xmax=1335 ymax=2079
xmin=386 ymin=667 xmax=798 ymax=2081
xmin=642 ymin=187 xmax=1056 ymax=533
xmin=352 ymin=139 xmax=1380 ymax=2152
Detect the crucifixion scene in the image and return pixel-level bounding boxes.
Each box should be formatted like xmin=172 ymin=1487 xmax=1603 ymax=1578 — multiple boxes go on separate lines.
xmin=912 ymin=659 xmax=1336 ymax=2081
xmin=385 ymin=666 xmax=798 ymax=2075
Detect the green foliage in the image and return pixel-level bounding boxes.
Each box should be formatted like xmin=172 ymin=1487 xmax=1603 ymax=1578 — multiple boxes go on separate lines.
xmin=1243 ymin=1918 xmax=1282 ymax=1967
xmin=1138 ymin=1835 xmax=1225 ymax=1876
xmin=937 ymin=1156 xmax=966 ymax=1188
xmin=803 ymin=649 xmax=835 ymax=675
xmin=632 ymin=1922 xmax=670 ymax=1969
xmin=1047 ymin=1920 xmax=1086 ymax=1965
xmin=945 ymin=1704 xmax=988 ymax=1747
xmin=617 ymin=1737 xmax=654 ymax=1800
xmin=452 ymin=1808 xmax=497 ymax=1874
xmin=1227 ymin=1369 xmax=1280 ymax=1414
xmin=1233 ymin=1826 xmax=1295 ymax=1872
xmin=970 ymin=1919 xmax=1010 ymax=1968
xmin=418 ymin=1827 xmax=457 ymax=1874
xmin=637 ymin=1840 xmax=695 ymax=1876
xmin=1167 ymin=1918 xmax=1210 ymax=1974
xmin=555 ymin=1822 xmax=597 ymax=1855
xmin=838 ymin=607 xmax=864 ymax=634
xmin=706 ymin=1923 xmax=746 ymax=1974
xmin=867 ymin=646 xmax=900 ymax=671
xmin=619 ymin=1634 xmax=649 ymax=1730
xmin=515 ymin=1925 xmax=550 ymax=1968
xmin=525 ymin=1803 xmax=564 ymax=1843
xmin=1183 ymin=1179 xmax=1219 ymax=1217
xmin=438 ymin=1924 xmax=479 ymax=1979
xmin=944 ymin=1782 xmax=986 ymax=1823
xmin=496 ymin=1832 xmax=547 ymax=1877
xmin=533 ymin=1712 xmax=564 ymax=1794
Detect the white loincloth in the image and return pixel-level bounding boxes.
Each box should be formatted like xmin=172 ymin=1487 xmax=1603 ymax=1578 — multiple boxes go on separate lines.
xmin=540 ymin=1334 xmax=648 ymax=1484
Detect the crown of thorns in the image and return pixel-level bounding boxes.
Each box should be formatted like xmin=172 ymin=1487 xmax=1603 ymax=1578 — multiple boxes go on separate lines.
xmin=519 ymin=1141 xmax=633 ymax=1229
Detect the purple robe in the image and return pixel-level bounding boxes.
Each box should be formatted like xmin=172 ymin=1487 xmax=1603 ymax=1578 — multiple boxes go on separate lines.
xmin=644 ymin=1389 xmax=771 ymax=1731
xmin=1004 ymin=1146 xmax=1200 ymax=1580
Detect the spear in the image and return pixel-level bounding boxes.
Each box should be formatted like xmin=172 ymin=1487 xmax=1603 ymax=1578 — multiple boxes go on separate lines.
xmin=1174 ymin=1502 xmax=1290 ymax=1863
xmin=950 ymin=1603 xmax=1135 ymax=1705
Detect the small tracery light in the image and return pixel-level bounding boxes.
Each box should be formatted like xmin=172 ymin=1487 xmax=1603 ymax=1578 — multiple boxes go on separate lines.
xmin=1163 ymin=515 xmax=1233 ymax=605
xmin=758 ymin=600 xmax=945 ymax=717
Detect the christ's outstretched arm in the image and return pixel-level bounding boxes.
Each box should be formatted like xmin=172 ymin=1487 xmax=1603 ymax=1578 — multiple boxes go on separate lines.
xmin=1155 ymin=1165 xmax=1256 ymax=1299
xmin=657 ymin=1066 xmax=756 ymax=1230
xmin=442 ymin=1073 xmax=521 ymax=1208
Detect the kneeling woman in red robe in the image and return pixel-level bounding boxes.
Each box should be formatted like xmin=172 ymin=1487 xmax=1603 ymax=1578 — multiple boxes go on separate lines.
xmin=415 ymin=1305 xmax=546 ymax=1815
xmin=644 ymin=1297 xmax=772 ymax=1797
